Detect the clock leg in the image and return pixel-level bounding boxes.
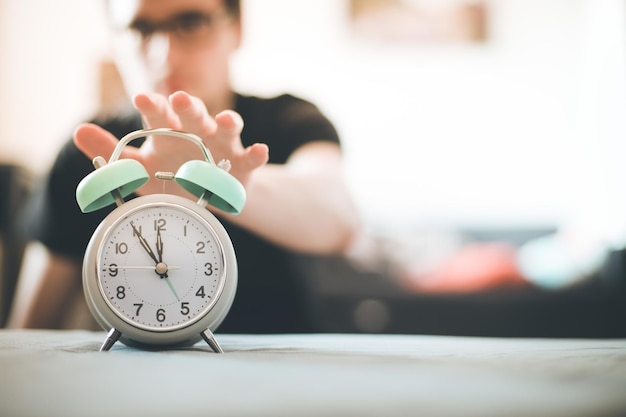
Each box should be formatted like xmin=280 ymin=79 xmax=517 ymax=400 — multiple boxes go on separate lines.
xmin=201 ymin=328 xmax=224 ymax=353
xmin=99 ymin=328 xmax=121 ymax=352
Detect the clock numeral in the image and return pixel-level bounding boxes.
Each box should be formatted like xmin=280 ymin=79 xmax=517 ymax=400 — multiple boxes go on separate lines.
xmin=156 ymin=308 xmax=166 ymax=323
xmin=196 ymin=241 xmax=206 ymax=254
xmin=196 ymin=240 xmax=214 ymax=254
xmin=154 ymin=218 xmax=166 ymax=231
xmin=133 ymin=303 xmax=143 ymax=316
xmin=180 ymin=302 xmax=190 ymax=315
xmin=204 ymin=262 xmax=214 ymax=276
xmin=108 ymin=264 xmax=118 ymax=277
xmin=116 ymin=286 xmax=126 ymax=299
xmin=196 ymin=286 xmax=206 ymax=298
xmin=115 ymin=242 xmax=128 ymax=254
xmin=131 ymin=225 xmax=142 ymax=237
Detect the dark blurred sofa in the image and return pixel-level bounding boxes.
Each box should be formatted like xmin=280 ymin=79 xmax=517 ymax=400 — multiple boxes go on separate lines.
xmin=295 ymin=245 xmax=626 ymax=338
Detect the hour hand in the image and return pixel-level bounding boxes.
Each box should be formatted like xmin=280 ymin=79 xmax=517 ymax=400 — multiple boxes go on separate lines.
xmin=130 ymin=221 xmax=159 ymax=265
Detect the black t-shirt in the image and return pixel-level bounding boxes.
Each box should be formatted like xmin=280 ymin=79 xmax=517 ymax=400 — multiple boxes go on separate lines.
xmin=26 ymin=93 xmax=340 ymax=333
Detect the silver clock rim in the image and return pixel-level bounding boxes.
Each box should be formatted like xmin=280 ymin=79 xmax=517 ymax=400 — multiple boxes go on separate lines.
xmin=83 ymin=194 xmax=237 ymax=347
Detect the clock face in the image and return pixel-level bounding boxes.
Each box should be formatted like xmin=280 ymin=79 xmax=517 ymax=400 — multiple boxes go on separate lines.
xmin=95 ymin=201 xmax=226 ymax=331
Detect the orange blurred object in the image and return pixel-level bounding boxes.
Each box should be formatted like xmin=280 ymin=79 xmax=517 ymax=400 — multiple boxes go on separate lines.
xmin=399 ymin=242 xmax=528 ymax=293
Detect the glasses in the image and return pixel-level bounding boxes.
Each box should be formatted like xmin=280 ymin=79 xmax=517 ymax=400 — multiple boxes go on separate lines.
xmin=127 ymin=10 xmax=231 ymax=46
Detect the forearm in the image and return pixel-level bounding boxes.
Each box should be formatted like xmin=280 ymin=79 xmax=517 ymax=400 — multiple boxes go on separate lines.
xmin=7 ymin=245 xmax=81 ymax=329
xmin=226 ymin=163 xmax=360 ymax=254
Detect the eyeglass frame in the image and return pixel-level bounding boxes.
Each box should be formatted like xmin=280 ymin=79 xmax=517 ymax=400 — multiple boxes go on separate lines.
xmin=121 ymin=9 xmax=235 ymax=48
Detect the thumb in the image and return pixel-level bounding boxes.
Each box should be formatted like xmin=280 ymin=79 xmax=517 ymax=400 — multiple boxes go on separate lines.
xmin=74 ymin=123 xmax=141 ymax=162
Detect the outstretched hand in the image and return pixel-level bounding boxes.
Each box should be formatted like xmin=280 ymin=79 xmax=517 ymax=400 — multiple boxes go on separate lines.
xmin=74 ymin=91 xmax=269 ymax=197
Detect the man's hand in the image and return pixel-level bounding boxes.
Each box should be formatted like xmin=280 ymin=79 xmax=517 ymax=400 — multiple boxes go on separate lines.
xmin=73 ymin=91 xmax=268 ymax=198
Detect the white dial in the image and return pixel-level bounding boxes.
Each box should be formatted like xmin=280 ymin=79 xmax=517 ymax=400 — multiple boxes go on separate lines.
xmin=95 ymin=200 xmax=226 ymax=331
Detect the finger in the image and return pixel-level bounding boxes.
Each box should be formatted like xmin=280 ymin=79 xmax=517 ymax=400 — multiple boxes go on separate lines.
xmin=244 ymin=143 xmax=269 ymax=170
xmin=169 ymin=91 xmax=218 ymax=137
xmin=214 ymin=110 xmax=244 ymax=144
xmin=133 ymin=93 xmax=181 ymax=130
xmin=74 ymin=123 xmax=142 ymax=162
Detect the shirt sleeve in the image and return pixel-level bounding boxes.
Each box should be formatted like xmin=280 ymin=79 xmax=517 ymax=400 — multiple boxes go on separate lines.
xmin=239 ymin=94 xmax=341 ymax=164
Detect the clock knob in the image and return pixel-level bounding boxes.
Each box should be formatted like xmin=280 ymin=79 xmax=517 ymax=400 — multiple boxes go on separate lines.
xmin=76 ymin=158 xmax=149 ymax=213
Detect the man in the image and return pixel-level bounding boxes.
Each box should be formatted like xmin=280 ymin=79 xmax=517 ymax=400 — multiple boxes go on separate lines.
xmin=8 ymin=0 xmax=359 ymax=332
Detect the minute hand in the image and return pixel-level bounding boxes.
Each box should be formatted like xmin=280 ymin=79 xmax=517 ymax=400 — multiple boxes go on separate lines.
xmin=156 ymin=227 xmax=163 ymax=263
xmin=130 ymin=222 xmax=159 ymax=265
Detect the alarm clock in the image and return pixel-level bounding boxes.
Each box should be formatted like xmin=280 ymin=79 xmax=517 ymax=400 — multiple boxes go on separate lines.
xmin=76 ymin=128 xmax=245 ymax=353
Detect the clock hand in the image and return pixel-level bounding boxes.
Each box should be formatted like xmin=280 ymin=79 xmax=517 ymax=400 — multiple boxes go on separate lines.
xmin=130 ymin=221 xmax=160 ymax=265
xmin=129 ymin=222 xmax=176 ymax=291
xmin=129 ymin=222 xmax=178 ymax=301
xmin=113 ymin=266 xmax=182 ymax=270
xmin=164 ymin=276 xmax=180 ymax=301
xmin=156 ymin=227 xmax=164 ymax=263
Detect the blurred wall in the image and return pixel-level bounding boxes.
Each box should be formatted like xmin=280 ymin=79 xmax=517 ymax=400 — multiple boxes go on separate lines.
xmin=233 ymin=0 xmax=626 ymax=232
xmin=0 ymin=0 xmax=109 ymax=172
xmin=0 ymin=0 xmax=624 ymax=233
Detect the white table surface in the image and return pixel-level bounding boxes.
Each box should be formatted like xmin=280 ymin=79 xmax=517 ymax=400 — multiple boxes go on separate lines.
xmin=1 ymin=330 xmax=625 ymax=417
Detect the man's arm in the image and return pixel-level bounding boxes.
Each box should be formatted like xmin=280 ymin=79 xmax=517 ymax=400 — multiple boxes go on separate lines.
xmin=74 ymin=91 xmax=360 ymax=255
xmin=228 ymin=141 xmax=359 ymax=254
xmin=7 ymin=243 xmax=81 ymax=329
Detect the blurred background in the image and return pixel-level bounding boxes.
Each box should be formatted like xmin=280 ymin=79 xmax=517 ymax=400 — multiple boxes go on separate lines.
xmin=1 ymin=0 xmax=625 ymax=335
xmin=1 ymin=0 xmax=625 ymax=230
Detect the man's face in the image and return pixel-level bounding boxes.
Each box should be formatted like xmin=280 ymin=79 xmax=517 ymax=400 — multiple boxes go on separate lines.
xmin=109 ymin=0 xmax=240 ymax=107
